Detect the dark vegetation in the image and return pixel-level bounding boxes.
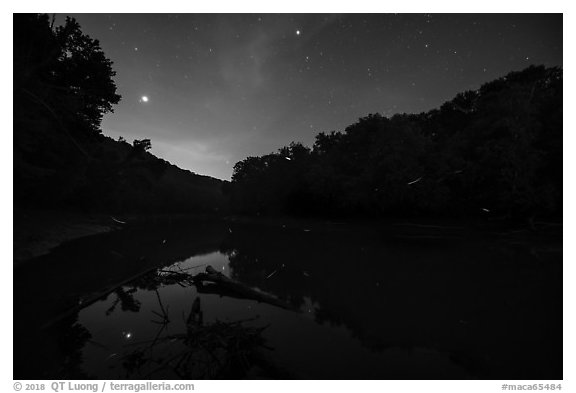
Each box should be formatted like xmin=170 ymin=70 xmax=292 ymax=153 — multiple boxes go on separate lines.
xmin=14 ymin=14 xmax=226 ymax=215
xmin=14 ymin=14 xmax=562 ymax=222
xmin=227 ymin=66 xmax=562 ymax=221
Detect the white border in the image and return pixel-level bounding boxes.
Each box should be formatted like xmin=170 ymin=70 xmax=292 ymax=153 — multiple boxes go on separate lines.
xmin=3 ymin=1 xmax=571 ymax=391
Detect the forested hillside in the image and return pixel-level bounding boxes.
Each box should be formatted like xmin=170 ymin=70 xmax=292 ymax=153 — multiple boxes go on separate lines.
xmin=14 ymin=14 xmax=226 ymax=214
xmin=227 ymin=65 xmax=562 ymax=220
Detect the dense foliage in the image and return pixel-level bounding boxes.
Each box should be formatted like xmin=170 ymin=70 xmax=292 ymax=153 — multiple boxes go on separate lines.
xmin=14 ymin=14 xmax=121 ymax=135
xmin=227 ymin=65 xmax=562 ymax=220
xmin=14 ymin=14 xmax=226 ymax=214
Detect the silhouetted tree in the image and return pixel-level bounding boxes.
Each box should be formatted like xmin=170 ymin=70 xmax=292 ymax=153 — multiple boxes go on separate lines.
xmin=14 ymin=14 xmax=121 ymax=136
xmin=133 ymin=138 xmax=152 ymax=153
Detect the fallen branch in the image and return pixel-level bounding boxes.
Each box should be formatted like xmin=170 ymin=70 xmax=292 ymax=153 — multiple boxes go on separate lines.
xmin=192 ymin=266 xmax=298 ymax=311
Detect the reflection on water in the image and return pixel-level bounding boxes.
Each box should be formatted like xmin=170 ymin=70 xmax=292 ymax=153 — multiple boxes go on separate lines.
xmin=14 ymin=219 xmax=562 ymax=379
xmin=79 ymin=254 xmax=281 ymax=379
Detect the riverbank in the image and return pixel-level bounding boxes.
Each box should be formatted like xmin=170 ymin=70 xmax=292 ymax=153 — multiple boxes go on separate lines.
xmin=224 ymin=214 xmax=562 ymax=238
xmin=13 ymin=209 xmax=229 ymax=264
xmin=13 ymin=209 xmax=115 ymax=264
xmin=14 ymin=209 xmax=561 ymax=265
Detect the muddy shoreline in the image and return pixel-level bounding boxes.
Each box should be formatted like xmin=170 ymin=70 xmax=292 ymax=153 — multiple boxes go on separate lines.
xmin=14 ymin=209 xmax=114 ymax=264
xmin=13 ymin=209 xmax=227 ymax=264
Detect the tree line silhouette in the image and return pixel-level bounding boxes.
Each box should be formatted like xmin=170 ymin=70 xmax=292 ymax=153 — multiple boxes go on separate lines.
xmin=226 ymin=65 xmax=562 ymax=221
xmin=14 ymin=14 xmax=225 ymax=214
xmin=14 ymin=14 xmax=562 ymax=221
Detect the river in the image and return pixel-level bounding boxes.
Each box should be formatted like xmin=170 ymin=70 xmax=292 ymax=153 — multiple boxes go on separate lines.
xmin=13 ymin=218 xmax=562 ymax=379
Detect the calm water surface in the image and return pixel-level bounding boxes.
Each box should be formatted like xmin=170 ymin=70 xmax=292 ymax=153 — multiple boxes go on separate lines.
xmin=14 ymin=219 xmax=562 ymax=379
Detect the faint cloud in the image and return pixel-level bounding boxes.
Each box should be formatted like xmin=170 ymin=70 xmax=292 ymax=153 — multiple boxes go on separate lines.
xmin=216 ymin=14 xmax=340 ymax=92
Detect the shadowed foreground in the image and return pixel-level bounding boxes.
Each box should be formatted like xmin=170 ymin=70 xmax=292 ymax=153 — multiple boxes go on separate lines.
xmin=13 ymin=219 xmax=562 ymax=379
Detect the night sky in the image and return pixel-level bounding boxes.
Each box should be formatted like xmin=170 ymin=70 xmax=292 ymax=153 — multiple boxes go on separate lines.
xmin=60 ymin=14 xmax=562 ymax=180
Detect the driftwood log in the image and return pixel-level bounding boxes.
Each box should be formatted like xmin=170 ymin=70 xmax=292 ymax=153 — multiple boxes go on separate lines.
xmin=192 ymin=265 xmax=298 ymax=311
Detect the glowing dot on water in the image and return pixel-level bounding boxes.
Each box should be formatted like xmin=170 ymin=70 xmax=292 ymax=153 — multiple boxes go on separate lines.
xmin=296 ymin=30 xmax=301 ymax=36
xmin=140 ymin=96 xmax=149 ymax=103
